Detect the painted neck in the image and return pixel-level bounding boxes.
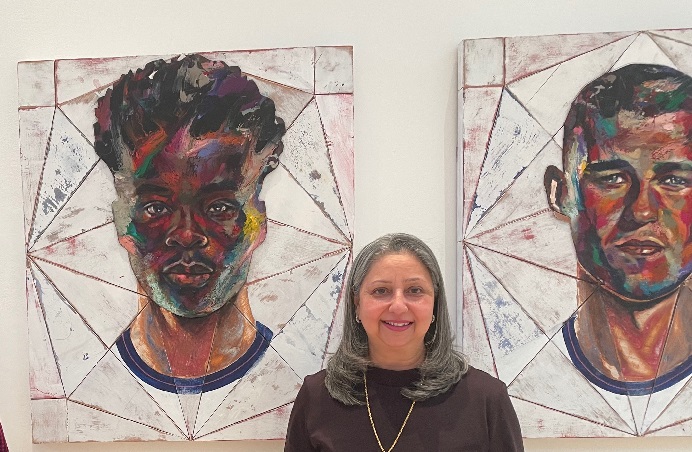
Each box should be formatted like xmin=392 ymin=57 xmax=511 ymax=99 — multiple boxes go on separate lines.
xmin=575 ymin=277 xmax=691 ymax=381
xmin=130 ymin=286 xmax=256 ymax=377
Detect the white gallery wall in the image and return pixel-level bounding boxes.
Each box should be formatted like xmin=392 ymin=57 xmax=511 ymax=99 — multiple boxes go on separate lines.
xmin=1 ymin=0 xmax=691 ymax=450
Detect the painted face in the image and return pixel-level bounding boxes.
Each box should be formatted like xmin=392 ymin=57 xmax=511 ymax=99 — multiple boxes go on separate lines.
xmin=356 ymin=253 xmax=435 ymax=363
xmin=112 ymin=127 xmax=276 ymax=317
xmin=566 ymin=111 xmax=692 ymax=300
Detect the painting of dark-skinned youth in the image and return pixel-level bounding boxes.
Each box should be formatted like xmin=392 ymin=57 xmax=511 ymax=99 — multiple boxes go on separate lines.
xmin=19 ymin=47 xmax=353 ymax=442
xmin=459 ymin=28 xmax=692 ymax=438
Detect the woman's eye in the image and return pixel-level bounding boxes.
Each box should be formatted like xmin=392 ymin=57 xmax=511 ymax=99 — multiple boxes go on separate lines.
xmin=408 ymin=287 xmax=423 ymax=294
xmin=143 ymin=202 xmax=170 ymax=218
xmin=372 ymin=288 xmax=388 ymax=296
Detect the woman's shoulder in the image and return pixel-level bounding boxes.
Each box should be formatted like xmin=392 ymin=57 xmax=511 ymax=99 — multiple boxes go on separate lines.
xmin=294 ymin=369 xmax=346 ymax=411
xmin=297 ymin=369 xmax=330 ymax=401
xmin=302 ymin=369 xmax=328 ymax=388
xmin=458 ymin=365 xmax=508 ymax=396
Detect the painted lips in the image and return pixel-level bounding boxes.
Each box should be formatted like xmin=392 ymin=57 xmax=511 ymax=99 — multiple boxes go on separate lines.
xmin=616 ymin=240 xmax=664 ymax=257
xmin=163 ymin=262 xmax=214 ymax=288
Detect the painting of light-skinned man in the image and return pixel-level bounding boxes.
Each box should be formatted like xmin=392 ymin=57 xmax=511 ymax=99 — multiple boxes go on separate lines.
xmin=460 ymin=29 xmax=692 ymax=438
xmin=19 ymin=47 xmax=353 ymax=442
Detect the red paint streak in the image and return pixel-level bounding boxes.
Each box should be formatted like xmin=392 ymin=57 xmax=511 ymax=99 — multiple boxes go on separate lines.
xmin=520 ymin=228 xmax=535 ymax=240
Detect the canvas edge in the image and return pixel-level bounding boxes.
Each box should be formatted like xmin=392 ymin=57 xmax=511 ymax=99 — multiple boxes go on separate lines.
xmin=456 ymin=41 xmax=465 ymax=351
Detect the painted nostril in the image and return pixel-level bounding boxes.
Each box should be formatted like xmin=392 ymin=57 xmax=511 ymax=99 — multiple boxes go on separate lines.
xmin=165 ymin=231 xmax=208 ymax=248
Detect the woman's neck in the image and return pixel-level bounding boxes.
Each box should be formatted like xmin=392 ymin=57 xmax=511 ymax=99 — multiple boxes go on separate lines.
xmin=369 ymin=345 xmax=425 ymax=370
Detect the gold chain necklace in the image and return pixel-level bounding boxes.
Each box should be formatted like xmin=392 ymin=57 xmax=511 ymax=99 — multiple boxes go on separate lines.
xmin=363 ymin=372 xmax=416 ymax=452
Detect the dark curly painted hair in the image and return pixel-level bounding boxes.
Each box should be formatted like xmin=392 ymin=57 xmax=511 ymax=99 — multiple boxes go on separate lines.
xmin=93 ymin=54 xmax=285 ymax=173
xmin=563 ymin=64 xmax=692 ymax=162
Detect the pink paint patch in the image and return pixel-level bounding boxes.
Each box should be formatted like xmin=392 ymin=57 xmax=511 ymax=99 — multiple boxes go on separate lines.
xmin=520 ymin=227 xmax=535 ymax=240
xmin=681 ymin=209 xmax=692 ymax=226
xmin=61 ymin=237 xmax=81 ymax=255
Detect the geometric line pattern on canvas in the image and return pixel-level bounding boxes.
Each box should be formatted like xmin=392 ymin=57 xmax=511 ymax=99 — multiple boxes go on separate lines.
xmin=459 ymin=28 xmax=692 ymax=437
xmin=19 ymin=46 xmax=354 ymax=442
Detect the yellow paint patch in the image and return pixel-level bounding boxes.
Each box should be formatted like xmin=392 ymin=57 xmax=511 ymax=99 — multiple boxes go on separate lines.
xmin=243 ymin=205 xmax=264 ymax=241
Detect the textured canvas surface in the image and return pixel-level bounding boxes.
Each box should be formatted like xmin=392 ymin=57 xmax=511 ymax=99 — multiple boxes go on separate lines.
xmin=19 ymin=47 xmax=354 ymax=442
xmin=459 ymin=29 xmax=692 ymax=437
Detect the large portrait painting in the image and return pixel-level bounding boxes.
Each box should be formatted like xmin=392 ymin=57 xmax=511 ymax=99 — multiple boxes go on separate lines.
xmin=18 ymin=47 xmax=354 ymax=442
xmin=459 ymin=29 xmax=692 ymax=437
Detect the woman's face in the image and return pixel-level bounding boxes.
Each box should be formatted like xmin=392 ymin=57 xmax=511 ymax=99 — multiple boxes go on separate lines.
xmin=356 ymin=252 xmax=435 ymax=368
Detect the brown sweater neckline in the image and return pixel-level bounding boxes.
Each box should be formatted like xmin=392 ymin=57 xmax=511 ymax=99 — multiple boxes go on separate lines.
xmin=366 ymin=366 xmax=421 ymax=387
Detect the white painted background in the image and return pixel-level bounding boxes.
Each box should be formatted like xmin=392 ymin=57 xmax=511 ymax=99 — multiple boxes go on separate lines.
xmin=1 ymin=0 xmax=691 ymax=450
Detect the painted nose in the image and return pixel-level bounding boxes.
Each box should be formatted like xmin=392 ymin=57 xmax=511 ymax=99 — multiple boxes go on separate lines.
xmin=630 ymin=183 xmax=659 ymax=225
xmin=165 ymin=211 xmax=209 ymax=248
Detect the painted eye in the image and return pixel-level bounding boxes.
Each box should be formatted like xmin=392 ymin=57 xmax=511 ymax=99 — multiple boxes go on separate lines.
xmin=143 ymin=202 xmax=170 ymax=218
xmin=206 ymin=200 xmax=240 ymax=220
xmin=600 ymin=173 xmax=626 ymax=185
xmin=660 ymin=175 xmax=689 ymax=187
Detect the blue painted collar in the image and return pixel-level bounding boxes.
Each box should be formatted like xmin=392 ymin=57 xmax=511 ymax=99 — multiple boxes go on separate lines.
xmin=116 ymin=322 xmax=273 ymax=394
xmin=563 ymin=316 xmax=692 ymax=396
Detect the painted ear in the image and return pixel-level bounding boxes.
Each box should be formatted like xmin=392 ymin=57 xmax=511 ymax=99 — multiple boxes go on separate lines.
xmin=544 ymin=165 xmax=568 ymax=216
xmin=257 ymin=141 xmax=283 ymax=182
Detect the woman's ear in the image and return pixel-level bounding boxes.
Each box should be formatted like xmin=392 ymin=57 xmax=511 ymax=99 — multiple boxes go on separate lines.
xmin=544 ymin=165 xmax=568 ymax=216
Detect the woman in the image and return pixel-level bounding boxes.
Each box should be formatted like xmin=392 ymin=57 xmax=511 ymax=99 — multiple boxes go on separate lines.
xmin=285 ymin=233 xmax=523 ymax=451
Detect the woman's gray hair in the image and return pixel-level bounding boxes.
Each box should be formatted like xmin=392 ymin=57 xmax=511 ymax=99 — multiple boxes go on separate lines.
xmin=325 ymin=233 xmax=468 ymax=405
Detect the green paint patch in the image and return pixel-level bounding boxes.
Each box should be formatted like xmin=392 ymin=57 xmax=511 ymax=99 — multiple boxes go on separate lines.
xmin=126 ymin=222 xmax=144 ymax=244
xmin=596 ymin=117 xmax=618 ymax=139
xmin=135 ymin=149 xmax=162 ymax=178
xmin=591 ymin=245 xmax=603 ymax=266
xmin=656 ymin=89 xmax=687 ymax=112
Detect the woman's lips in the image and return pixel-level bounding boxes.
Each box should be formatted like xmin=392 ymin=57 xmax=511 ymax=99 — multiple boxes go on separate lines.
xmin=616 ymin=240 xmax=664 ymax=256
xmin=381 ymin=320 xmax=413 ymax=331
